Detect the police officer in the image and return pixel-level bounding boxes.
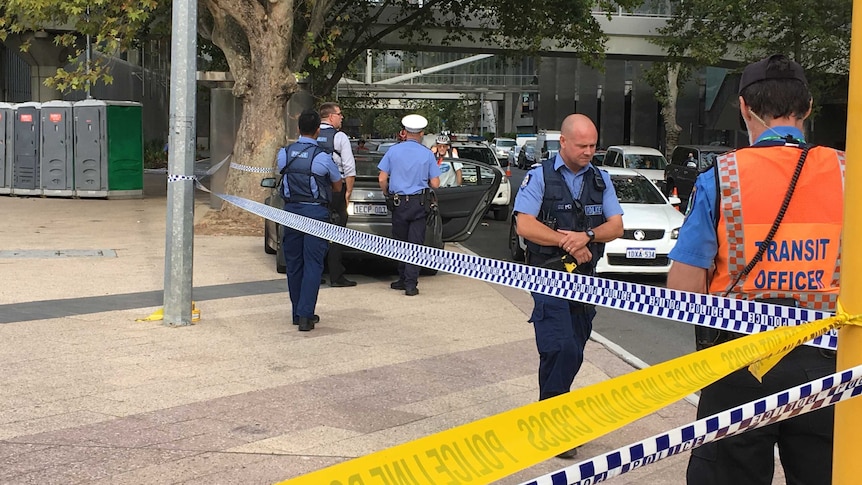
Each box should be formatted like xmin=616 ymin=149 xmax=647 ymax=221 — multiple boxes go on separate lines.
xmin=377 ymin=114 xmax=441 ymax=296
xmin=318 ymin=102 xmax=358 ymax=288
xmin=513 ymin=114 xmax=623 ymax=459
xmin=667 ymin=54 xmax=843 ymax=484
xmin=277 ymin=110 xmax=343 ymax=331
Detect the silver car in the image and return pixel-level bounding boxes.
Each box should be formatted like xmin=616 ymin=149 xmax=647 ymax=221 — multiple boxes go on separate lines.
xmin=262 ymin=151 xmax=501 ymax=273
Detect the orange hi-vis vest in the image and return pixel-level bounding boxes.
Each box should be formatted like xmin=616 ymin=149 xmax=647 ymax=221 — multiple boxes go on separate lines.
xmin=709 ymin=145 xmax=845 ymax=311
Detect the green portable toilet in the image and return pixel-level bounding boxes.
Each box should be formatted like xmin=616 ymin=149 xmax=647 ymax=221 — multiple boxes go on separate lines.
xmin=73 ymin=99 xmax=143 ymax=199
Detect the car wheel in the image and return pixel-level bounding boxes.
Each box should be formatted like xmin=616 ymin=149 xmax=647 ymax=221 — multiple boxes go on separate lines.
xmin=509 ymin=219 xmax=525 ymax=261
xmin=264 ymin=223 xmax=276 ymax=254
xmin=493 ymin=205 xmax=509 ymax=221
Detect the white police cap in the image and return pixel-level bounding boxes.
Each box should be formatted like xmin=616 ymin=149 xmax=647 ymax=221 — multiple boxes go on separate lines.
xmin=401 ymin=114 xmax=428 ymax=133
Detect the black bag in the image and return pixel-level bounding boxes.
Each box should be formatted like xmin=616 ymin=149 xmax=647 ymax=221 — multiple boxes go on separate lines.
xmin=424 ymin=191 xmax=443 ymax=248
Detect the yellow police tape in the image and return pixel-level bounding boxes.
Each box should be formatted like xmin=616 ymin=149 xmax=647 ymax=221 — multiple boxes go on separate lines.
xmin=277 ymin=314 xmax=857 ymax=485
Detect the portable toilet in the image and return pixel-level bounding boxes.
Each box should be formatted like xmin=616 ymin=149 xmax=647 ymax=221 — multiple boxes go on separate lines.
xmin=12 ymin=102 xmax=41 ymax=195
xmin=40 ymin=100 xmax=75 ymax=197
xmin=0 ymin=102 xmax=12 ymax=195
xmin=73 ymin=100 xmax=143 ymax=198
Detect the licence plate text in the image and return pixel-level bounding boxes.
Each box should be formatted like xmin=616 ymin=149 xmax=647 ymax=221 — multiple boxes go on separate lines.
xmin=354 ymin=203 xmax=388 ymax=215
xmin=626 ymin=248 xmax=656 ymax=259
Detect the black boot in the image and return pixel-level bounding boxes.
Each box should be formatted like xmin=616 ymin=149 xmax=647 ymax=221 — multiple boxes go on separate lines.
xmin=297 ymin=316 xmax=315 ymax=332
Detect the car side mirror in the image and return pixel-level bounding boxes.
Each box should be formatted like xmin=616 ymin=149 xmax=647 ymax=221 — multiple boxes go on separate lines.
xmin=261 ymin=177 xmax=277 ymax=188
xmin=668 ymin=196 xmax=681 ymax=206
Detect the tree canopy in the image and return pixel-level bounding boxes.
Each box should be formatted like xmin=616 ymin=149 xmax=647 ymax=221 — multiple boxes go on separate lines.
xmin=2 ymin=0 xmax=640 ymax=222
xmin=646 ymin=0 xmax=851 ymax=152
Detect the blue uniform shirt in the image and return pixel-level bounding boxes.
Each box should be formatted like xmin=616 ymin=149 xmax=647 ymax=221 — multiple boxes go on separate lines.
xmin=669 ymin=127 xmax=806 ymax=269
xmin=514 ymin=154 xmax=623 ymax=220
xmin=377 ymin=140 xmax=440 ymax=194
xmin=276 ymin=136 xmax=342 ymax=200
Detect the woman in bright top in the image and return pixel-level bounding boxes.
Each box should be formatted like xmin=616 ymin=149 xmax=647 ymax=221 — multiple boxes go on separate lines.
xmin=431 ymin=134 xmax=462 ymax=187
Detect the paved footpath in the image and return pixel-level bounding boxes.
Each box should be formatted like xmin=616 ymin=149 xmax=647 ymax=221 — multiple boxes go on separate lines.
xmin=0 ymin=177 xmax=780 ymax=484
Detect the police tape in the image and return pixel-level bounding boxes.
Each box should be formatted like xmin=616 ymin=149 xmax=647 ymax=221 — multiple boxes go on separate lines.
xmin=213 ymin=191 xmax=838 ymax=351
xmin=519 ymin=363 xmax=862 ymax=485
xmin=273 ymin=314 xmax=855 ymax=485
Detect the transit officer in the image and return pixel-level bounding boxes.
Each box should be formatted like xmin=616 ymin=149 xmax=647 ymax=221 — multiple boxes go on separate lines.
xmin=667 ymin=54 xmax=844 ymax=484
xmin=513 ymin=113 xmax=624 ymax=459
xmin=378 ymin=114 xmax=440 ymax=296
xmin=277 ymin=110 xmax=343 ymax=331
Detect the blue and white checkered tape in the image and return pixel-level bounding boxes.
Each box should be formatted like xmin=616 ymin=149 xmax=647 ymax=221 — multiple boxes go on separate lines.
xmin=520 ymin=364 xmax=862 ymax=485
xmin=214 ymin=191 xmax=837 ymax=351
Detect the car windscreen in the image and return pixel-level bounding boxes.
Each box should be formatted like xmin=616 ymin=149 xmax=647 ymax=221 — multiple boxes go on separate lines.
xmin=611 ymin=175 xmax=666 ymax=204
xmin=624 ymin=154 xmax=667 ymax=170
xmin=496 ymin=140 xmax=516 ymax=148
xmin=545 ymin=140 xmax=561 ymax=151
xmin=355 ymin=155 xmax=383 ymax=178
xmin=456 ymin=146 xmax=498 ymax=167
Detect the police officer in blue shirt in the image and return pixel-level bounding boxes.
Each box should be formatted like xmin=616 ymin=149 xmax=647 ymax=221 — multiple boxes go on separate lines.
xmin=276 ymin=110 xmax=343 ymax=331
xmin=513 ymin=113 xmax=623 ymax=459
xmin=377 ymin=114 xmax=441 ymax=296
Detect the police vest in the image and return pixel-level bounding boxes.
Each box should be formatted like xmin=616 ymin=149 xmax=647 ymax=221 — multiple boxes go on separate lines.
xmin=280 ymin=142 xmax=331 ymax=205
xmin=709 ymin=146 xmax=844 ymax=310
xmin=316 ymin=126 xmax=342 ymax=157
xmin=525 ymin=160 xmax=607 ymax=270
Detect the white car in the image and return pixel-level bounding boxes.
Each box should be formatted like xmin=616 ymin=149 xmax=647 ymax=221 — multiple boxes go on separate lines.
xmin=490 ymin=137 xmax=517 ymax=161
xmin=509 ymin=167 xmax=684 ymax=275
xmin=601 ymin=145 xmax=669 ymax=192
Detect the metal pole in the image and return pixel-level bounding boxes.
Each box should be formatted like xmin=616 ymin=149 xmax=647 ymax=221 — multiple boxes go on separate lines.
xmin=834 ymin=0 xmax=862 ymax=480
xmin=163 ymin=0 xmax=198 ymax=326
xmin=85 ymin=6 xmax=91 ymax=99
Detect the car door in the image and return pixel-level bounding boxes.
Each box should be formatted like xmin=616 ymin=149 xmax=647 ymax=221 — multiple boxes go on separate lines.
xmin=669 ymin=147 xmax=699 ymax=199
xmin=434 ymin=159 xmax=502 ymax=242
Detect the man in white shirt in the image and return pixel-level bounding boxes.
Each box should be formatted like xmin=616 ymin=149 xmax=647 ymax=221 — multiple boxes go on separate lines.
xmin=318 ymin=102 xmax=357 ymax=287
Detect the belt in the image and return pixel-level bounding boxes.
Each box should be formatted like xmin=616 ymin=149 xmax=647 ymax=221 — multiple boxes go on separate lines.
xmin=395 ymin=191 xmax=425 ymax=201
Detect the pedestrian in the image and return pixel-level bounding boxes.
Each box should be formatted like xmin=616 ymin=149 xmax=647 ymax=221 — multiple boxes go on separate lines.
xmin=513 ymin=113 xmax=623 ymax=459
xmin=318 ymin=101 xmax=358 ymax=288
xmin=377 ymin=114 xmax=441 ymax=296
xmin=356 ymin=139 xmax=369 ymax=151
xmin=667 ymin=54 xmax=843 ymax=484
xmin=277 ymin=110 xmax=343 ymax=331
xmin=431 ymin=134 xmax=462 ymax=187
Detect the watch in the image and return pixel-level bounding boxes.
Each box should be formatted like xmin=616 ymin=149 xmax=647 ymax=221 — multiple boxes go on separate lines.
xmin=586 ymin=229 xmax=596 ymax=242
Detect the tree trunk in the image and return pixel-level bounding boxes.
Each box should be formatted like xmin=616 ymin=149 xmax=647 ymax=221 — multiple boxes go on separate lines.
xmin=662 ymin=63 xmax=683 ymax=157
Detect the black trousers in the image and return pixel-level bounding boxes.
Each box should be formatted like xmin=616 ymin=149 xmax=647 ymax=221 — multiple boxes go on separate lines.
xmin=686 ymin=346 xmax=835 ymax=485
xmin=391 ymin=197 xmax=426 ymax=290
xmin=327 ymin=189 xmax=348 ymax=282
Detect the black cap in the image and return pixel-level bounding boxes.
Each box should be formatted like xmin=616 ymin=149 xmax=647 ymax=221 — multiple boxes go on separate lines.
xmin=738 ymin=54 xmax=808 ymax=95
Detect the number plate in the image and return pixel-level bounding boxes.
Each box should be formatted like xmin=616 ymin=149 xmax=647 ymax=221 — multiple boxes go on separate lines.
xmin=354 ymin=203 xmax=388 ymax=215
xmin=626 ymin=248 xmax=656 ymax=259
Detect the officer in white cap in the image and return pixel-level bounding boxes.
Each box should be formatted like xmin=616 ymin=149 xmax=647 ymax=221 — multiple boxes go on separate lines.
xmin=377 ymin=115 xmax=441 ymax=296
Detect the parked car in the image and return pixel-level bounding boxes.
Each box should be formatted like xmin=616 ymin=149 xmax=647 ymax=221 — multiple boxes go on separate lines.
xmin=450 ymin=141 xmax=512 ymax=221
xmin=600 ymin=145 xmax=668 ymax=192
xmin=664 ymin=144 xmax=734 ymax=212
xmin=262 ymin=152 xmax=501 ymax=273
xmin=509 ymin=167 xmax=684 ymax=275
xmin=490 ymin=137 xmax=517 ymax=161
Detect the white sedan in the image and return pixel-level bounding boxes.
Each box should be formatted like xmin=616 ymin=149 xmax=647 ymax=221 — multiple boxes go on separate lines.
xmin=595 ymin=167 xmax=684 ymax=274
xmin=509 ymin=167 xmax=684 ymax=275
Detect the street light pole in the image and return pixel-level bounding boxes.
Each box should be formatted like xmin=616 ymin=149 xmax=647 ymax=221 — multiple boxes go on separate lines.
xmin=163 ymin=0 xmax=198 ymax=326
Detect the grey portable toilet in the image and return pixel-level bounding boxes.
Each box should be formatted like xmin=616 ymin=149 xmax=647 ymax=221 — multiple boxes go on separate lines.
xmin=73 ymin=99 xmax=108 ymax=197
xmin=40 ymin=100 xmax=75 ymax=197
xmin=12 ymin=101 xmax=41 ymax=195
xmin=0 ymin=102 xmax=12 ymax=195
